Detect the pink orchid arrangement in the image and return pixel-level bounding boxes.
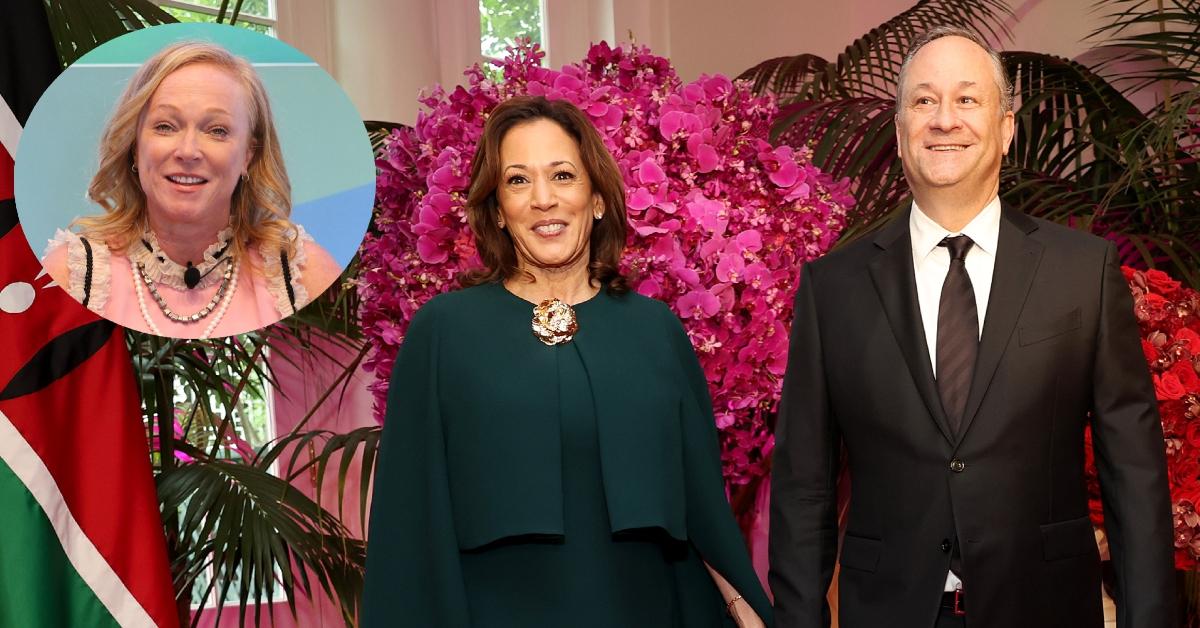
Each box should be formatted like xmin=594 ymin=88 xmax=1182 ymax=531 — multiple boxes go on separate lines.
xmin=358 ymin=41 xmax=853 ymax=485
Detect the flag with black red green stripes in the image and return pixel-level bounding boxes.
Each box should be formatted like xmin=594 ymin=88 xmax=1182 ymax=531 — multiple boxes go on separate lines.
xmin=0 ymin=2 xmax=178 ymax=625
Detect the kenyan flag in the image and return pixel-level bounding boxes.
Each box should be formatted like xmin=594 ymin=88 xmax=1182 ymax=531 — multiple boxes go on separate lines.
xmin=0 ymin=1 xmax=178 ymax=625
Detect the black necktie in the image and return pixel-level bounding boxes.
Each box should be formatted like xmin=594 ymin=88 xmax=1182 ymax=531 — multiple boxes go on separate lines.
xmin=936 ymin=235 xmax=978 ymax=437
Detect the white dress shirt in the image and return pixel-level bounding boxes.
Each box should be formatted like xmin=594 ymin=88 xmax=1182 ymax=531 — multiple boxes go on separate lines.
xmin=908 ymin=195 xmax=1002 ymax=592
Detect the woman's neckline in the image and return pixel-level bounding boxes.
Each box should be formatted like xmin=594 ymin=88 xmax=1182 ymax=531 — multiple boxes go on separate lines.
xmin=494 ymin=280 xmax=606 ymax=309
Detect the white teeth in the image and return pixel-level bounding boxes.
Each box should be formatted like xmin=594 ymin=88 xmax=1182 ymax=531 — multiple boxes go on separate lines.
xmin=534 ymin=224 xmax=565 ymax=235
xmin=168 ymin=175 xmax=206 ymax=184
xmin=930 ymin=145 xmax=966 ymax=151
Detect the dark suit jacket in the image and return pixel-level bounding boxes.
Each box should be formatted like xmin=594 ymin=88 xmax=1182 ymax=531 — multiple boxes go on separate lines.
xmin=768 ymin=205 xmax=1176 ymax=628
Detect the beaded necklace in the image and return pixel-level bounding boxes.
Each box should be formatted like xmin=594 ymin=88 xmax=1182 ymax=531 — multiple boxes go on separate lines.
xmin=132 ymin=256 xmax=239 ymax=338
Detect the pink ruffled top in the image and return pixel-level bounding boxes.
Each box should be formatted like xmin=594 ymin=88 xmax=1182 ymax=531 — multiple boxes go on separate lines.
xmin=45 ymin=226 xmax=318 ymax=338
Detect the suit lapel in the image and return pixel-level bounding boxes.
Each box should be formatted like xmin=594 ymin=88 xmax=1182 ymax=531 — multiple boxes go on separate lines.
xmin=868 ymin=214 xmax=956 ymax=445
xmin=956 ymin=205 xmax=1043 ymax=443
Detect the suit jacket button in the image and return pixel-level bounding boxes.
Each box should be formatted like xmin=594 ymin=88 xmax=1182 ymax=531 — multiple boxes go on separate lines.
xmin=940 ymin=539 xmax=952 ymax=553
xmin=949 ymin=458 xmax=966 ymax=473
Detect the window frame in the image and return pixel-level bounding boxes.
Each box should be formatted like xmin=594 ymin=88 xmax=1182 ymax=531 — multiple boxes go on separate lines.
xmin=156 ymin=0 xmax=278 ymax=32
xmin=479 ymin=0 xmax=547 ymax=63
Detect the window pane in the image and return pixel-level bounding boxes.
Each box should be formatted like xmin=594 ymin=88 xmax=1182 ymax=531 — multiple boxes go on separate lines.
xmin=160 ymin=6 xmax=273 ymax=34
xmin=162 ymin=340 xmax=277 ymax=610
xmin=480 ymin=0 xmax=543 ymax=60
xmin=240 ymin=0 xmax=272 ymax=18
xmin=161 ymin=6 xmax=212 ymax=25
xmin=169 ymin=0 xmax=272 ymax=18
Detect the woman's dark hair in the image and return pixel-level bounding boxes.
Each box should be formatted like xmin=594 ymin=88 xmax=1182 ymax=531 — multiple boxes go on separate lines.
xmin=462 ymin=95 xmax=628 ymax=293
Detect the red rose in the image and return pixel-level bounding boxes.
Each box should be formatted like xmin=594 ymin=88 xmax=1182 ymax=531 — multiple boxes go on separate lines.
xmin=1185 ymin=420 xmax=1200 ymax=449
xmin=1146 ymin=269 xmax=1182 ymax=295
xmin=1142 ymin=339 xmax=1159 ymax=364
xmin=1144 ymin=292 xmax=1169 ymax=308
xmin=1160 ymin=402 xmax=1184 ymax=430
xmin=1170 ymin=359 xmax=1200 ymax=391
xmin=1156 ymin=373 xmax=1188 ymax=400
xmin=1176 ymin=328 xmax=1200 ymax=355
xmin=1121 ymin=265 xmax=1137 ymax=281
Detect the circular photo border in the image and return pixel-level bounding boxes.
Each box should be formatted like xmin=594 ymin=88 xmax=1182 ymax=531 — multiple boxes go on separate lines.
xmin=14 ymin=22 xmax=374 ymax=337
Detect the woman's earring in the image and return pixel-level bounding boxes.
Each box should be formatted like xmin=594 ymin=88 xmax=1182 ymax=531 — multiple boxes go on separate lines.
xmin=497 ymin=218 xmax=505 ymax=229
xmin=131 ymin=163 xmax=138 ymax=173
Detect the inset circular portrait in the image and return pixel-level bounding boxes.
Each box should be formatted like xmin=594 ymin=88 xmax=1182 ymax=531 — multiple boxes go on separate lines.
xmin=14 ymin=23 xmax=374 ymax=339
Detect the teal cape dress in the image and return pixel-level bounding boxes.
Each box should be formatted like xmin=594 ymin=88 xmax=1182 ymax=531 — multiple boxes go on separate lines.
xmin=362 ymin=282 xmax=773 ymax=627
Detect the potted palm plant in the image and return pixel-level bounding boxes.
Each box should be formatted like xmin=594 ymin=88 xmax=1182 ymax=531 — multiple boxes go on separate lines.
xmin=739 ymin=0 xmax=1200 ymax=622
xmin=740 ymin=0 xmax=1199 ymax=286
xmin=35 ymin=2 xmax=381 ymax=624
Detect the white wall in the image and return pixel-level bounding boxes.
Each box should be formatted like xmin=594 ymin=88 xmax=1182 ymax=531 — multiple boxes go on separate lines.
xmin=276 ymin=0 xmax=477 ymax=126
xmin=278 ymin=0 xmax=1144 ymax=127
xmin=668 ymin=0 xmax=912 ymax=82
xmin=275 ymin=0 xmax=334 ymax=71
xmin=666 ymin=0 xmax=1121 ymax=83
xmin=327 ymin=0 xmax=443 ymax=125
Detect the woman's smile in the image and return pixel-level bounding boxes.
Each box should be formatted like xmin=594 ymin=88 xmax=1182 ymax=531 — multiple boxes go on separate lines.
xmin=497 ymin=118 xmax=600 ymax=272
xmin=532 ymin=219 xmax=568 ymax=237
xmin=136 ymin=62 xmax=253 ymax=228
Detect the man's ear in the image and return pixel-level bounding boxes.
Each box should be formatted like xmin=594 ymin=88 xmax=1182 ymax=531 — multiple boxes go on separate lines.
xmin=894 ymin=113 xmax=904 ymax=160
xmin=1000 ymin=110 xmax=1015 ymax=156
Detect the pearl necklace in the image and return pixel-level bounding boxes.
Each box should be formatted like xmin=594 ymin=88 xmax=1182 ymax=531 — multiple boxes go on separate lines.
xmin=132 ymin=257 xmax=239 ymax=338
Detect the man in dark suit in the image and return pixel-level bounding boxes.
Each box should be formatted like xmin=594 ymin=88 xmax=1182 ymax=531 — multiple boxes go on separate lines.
xmin=768 ymin=26 xmax=1176 ymax=628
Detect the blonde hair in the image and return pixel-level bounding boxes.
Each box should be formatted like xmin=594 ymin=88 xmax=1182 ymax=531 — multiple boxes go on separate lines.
xmin=77 ymin=40 xmax=295 ymax=262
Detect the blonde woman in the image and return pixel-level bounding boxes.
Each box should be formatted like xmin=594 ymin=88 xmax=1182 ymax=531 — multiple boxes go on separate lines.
xmin=43 ymin=41 xmax=339 ymax=338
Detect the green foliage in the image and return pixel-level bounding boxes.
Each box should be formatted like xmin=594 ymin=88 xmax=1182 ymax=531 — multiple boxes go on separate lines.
xmin=39 ymin=4 xmax=379 ymax=624
xmin=158 ymin=452 xmax=366 ymax=627
xmin=740 ymin=0 xmax=1200 ymax=286
xmin=741 ymin=0 xmax=1013 ymax=237
xmin=40 ymin=0 xmax=271 ymax=67
xmin=179 ymin=0 xmax=270 ymax=18
xmin=161 ymin=6 xmax=271 ymax=35
xmin=480 ymin=0 xmax=542 ymax=59
xmin=132 ymin=269 xmax=373 ymax=623
xmin=41 ymin=0 xmax=176 ymax=67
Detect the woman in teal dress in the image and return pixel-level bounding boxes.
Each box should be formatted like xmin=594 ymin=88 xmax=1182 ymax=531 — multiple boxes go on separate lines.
xmin=362 ymin=96 xmax=771 ymax=627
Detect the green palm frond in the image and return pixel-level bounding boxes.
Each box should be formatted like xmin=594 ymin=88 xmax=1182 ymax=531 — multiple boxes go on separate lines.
xmin=365 ymin=120 xmax=410 ymax=153
xmin=1117 ymin=231 xmax=1200 ymax=286
xmin=741 ymin=0 xmax=1015 ymax=239
xmin=999 ymin=166 xmax=1114 ymax=223
xmin=737 ymin=54 xmax=830 ymax=101
xmin=1004 ymin=50 xmax=1147 ymax=216
xmin=35 ymin=4 xmax=377 ymax=625
xmin=280 ymin=265 xmax=365 ymax=344
xmin=40 ymin=0 xmax=258 ymax=69
xmin=40 ymin=0 xmax=176 ymax=67
xmin=739 ymin=0 xmax=1013 ymax=101
xmin=213 ymin=0 xmax=249 ymax=25
xmin=1000 ymin=162 xmax=1200 ymax=286
xmin=158 ymin=459 xmax=364 ymax=627
xmin=773 ymin=96 xmax=908 ymax=231
xmin=744 ymin=0 xmax=1200 ymax=276
xmin=1088 ymin=0 xmax=1200 ymax=89
xmin=1111 ymin=88 xmax=1200 ymax=218
xmin=256 ymin=425 xmax=383 ymax=534
xmin=132 ymin=333 xmax=279 ymax=476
